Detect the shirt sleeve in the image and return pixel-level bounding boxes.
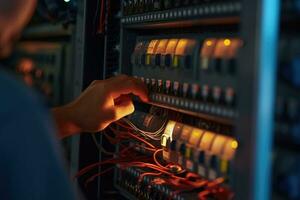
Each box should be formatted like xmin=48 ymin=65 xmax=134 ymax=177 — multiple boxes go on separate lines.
xmin=0 ymin=71 xmax=77 ymax=200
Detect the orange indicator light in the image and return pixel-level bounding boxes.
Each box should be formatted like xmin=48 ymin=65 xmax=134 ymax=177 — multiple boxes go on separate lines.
xmin=231 ymin=140 xmax=238 ymax=149
xmin=224 ymin=39 xmax=231 ymax=46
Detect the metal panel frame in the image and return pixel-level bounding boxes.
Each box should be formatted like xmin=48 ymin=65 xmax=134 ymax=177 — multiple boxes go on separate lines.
xmin=234 ymin=0 xmax=280 ymax=199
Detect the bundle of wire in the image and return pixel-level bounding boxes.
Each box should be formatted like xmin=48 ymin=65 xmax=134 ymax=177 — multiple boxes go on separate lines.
xmin=120 ymin=117 xmax=168 ymax=141
xmin=75 ymin=120 xmax=232 ymax=200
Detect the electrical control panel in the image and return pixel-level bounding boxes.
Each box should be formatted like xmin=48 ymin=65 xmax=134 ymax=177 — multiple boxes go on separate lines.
xmin=131 ymin=37 xmax=242 ymax=121
xmin=72 ymin=0 xmax=299 ymax=200
xmin=107 ymin=1 xmax=245 ymax=199
xmin=13 ymin=42 xmax=70 ymax=106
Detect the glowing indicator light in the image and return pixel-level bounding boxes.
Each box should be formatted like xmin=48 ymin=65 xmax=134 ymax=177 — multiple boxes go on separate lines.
xmin=231 ymin=140 xmax=238 ymax=149
xmin=224 ymin=39 xmax=231 ymax=46
xmin=206 ymin=40 xmax=212 ymax=46
xmin=64 ymin=0 xmax=71 ymax=2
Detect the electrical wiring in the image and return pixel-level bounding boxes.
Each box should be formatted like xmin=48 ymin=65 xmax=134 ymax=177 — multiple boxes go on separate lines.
xmin=91 ymin=132 xmax=115 ymax=155
xmin=77 ymin=113 xmax=229 ymax=198
xmin=121 ymin=117 xmax=167 ymax=141
xmin=108 ymin=126 xmax=156 ymax=149
xmin=153 ymin=149 xmax=169 ymax=170
xmin=84 ymin=167 xmax=114 ymax=187
xmin=138 ymin=172 xmax=162 ymax=183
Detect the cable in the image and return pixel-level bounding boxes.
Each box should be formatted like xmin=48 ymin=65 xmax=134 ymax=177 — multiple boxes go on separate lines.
xmin=121 ymin=118 xmax=167 ymax=140
xmin=84 ymin=167 xmax=114 ymax=187
xmin=153 ymin=149 xmax=168 ymax=170
xmin=91 ymin=133 xmax=115 ymax=155
xmin=108 ymin=126 xmax=156 ymax=148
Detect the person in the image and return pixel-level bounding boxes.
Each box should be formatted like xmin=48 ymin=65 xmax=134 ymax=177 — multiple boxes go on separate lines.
xmin=0 ymin=0 xmax=148 ymax=199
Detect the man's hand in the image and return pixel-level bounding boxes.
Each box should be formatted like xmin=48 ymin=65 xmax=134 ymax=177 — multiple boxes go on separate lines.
xmin=52 ymin=75 xmax=148 ymax=138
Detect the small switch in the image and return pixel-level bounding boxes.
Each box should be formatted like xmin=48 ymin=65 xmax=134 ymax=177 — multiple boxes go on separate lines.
xmin=210 ymin=155 xmax=218 ymax=169
xmin=214 ymin=58 xmax=222 ymax=73
xmin=198 ymin=151 xmax=205 ymax=164
xmin=201 ymin=85 xmax=210 ymax=101
xmin=164 ymin=54 xmax=171 ymax=67
xmin=146 ymin=54 xmax=151 ymax=65
xmin=140 ymin=54 xmax=146 ymax=66
xmin=191 ymin=84 xmax=200 ymax=100
xmin=184 ymin=55 xmax=192 ymax=69
xmin=182 ymin=83 xmax=190 ymax=98
xmin=172 ymin=55 xmax=179 ymax=68
xmin=157 ymin=79 xmax=163 ymax=93
xmin=155 ymin=54 xmax=161 ymax=66
xmin=140 ymin=77 xmax=145 ymax=83
xmin=173 ymin=81 xmax=180 ymax=96
xmin=185 ymin=147 xmax=194 ymax=159
xmin=225 ymin=58 xmax=237 ymax=75
xmin=145 ymin=78 xmax=151 ymax=90
xmin=225 ymin=87 xmax=235 ymax=106
xmin=213 ymin=86 xmax=222 ymax=103
xmin=151 ymin=78 xmax=157 ymax=92
xmin=179 ymin=143 xmax=186 ymax=155
xmin=165 ymin=80 xmax=171 ymax=94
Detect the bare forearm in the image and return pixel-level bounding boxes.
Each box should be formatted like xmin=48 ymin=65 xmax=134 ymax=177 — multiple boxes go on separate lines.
xmin=51 ymin=105 xmax=81 ymax=139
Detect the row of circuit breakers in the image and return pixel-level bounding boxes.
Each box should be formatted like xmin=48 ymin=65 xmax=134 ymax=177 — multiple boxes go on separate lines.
xmin=161 ymin=120 xmax=237 ymax=181
xmin=131 ymin=38 xmax=242 ymax=119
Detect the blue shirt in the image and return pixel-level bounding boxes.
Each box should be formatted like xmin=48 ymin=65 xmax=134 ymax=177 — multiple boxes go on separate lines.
xmin=0 ymin=70 xmax=76 ymax=200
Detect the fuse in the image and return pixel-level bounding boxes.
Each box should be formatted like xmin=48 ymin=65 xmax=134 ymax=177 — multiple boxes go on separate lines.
xmin=200 ymin=39 xmax=217 ymax=70
xmin=182 ymin=82 xmax=189 ymax=98
xmin=146 ymin=40 xmax=159 ymax=65
xmin=153 ymin=39 xmax=168 ymax=66
xmin=173 ymin=81 xmax=180 ymax=96
xmin=180 ymin=125 xmax=193 ymax=141
xmin=173 ymin=39 xmax=196 ymax=69
xmin=213 ymin=86 xmax=222 ymax=103
xmin=191 ymin=84 xmax=200 ymax=99
xmin=165 ymin=80 xmax=171 ymax=94
xmin=198 ymin=131 xmax=215 ymax=151
xmin=157 ymin=79 xmax=163 ymax=93
xmin=188 ymin=128 xmax=204 ymax=147
xmin=151 ymin=78 xmax=157 ymax=92
xmin=225 ymin=87 xmax=236 ymax=106
xmin=164 ymin=39 xmax=179 ymax=67
xmin=201 ymin=85 xmax=210 ymax=101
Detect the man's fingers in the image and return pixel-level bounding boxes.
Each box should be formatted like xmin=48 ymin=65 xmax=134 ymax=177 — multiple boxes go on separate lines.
xmin=107 ymin=75 xmax=148 ymax=102
xmin=103 ymin=100 xmax=134 ymax=124
xmin=114 ymin=99 xmax=135 ymax=120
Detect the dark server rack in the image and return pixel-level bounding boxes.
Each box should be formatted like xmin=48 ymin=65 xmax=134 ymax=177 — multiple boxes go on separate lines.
xmin=116 ymin=0 xmax=279 ymax=200
xmin=72 ymin=1 xmax=288 ymax=200
xmin=272 ymin=0 xmax=300 ymax=200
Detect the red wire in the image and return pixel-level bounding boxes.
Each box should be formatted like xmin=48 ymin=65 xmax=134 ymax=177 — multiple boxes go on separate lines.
xmin=138 ymin=172 xmax=162 ymax=183
xmin=109 ymin=126 xmax=156 ymax=149
xmin=153 ymin=149 xmax=169 ymax=170
xmin=84 ymin=167 xmax=114 ymax=187
xmin=115 ymin=121 xmax=133 ymax=130
xmin=98 ymin=0 xmax=105 ymax=33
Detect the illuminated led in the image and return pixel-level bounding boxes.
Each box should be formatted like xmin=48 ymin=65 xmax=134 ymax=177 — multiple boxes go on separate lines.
xmin=201 ymin=39 xmax=217 ymax=57
xmin=231 ymin=140 xmax=238 ymax=149
xmin=64 ymin=0 xmax=70 ymax=2
xmin=224 ymin=39 xmax=231 ymax=46
xmin=206 ymin=40 xmax=212 ymax=46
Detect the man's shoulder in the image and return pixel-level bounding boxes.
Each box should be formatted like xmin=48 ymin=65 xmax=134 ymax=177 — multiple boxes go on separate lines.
xmin=0 ymin=70 xmax=41 ymax=114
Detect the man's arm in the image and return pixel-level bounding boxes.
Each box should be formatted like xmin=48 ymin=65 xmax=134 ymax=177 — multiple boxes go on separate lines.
xmin=52 ymin=75 xmax=148 ymax=139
